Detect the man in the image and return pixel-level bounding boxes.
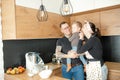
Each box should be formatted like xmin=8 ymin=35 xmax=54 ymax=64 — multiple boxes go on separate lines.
xmin=55 ymin=21 xmax=84 ymax=80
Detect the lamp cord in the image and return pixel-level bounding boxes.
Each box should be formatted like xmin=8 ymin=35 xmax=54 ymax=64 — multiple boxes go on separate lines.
xmin=41 ymin=0 xmax=43 ymax=5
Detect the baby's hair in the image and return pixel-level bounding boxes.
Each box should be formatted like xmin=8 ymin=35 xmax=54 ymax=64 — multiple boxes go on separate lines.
xmin=72 ymin=21 xmax=82 ymax=28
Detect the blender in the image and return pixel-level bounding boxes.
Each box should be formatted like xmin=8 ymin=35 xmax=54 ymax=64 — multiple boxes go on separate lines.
xmin=25 ymin=52 xmax=44 ymax=76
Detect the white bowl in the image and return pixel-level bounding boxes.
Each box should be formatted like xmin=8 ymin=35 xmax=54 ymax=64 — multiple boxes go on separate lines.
xmin=39 ymin=69 xmax=52 ymax=79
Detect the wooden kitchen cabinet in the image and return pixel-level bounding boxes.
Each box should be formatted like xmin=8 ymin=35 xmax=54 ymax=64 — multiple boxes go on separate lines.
xmin=105 ymin=62 xmax=120 ymax=80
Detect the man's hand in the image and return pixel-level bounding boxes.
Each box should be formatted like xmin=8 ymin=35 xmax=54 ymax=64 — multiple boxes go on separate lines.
xmin=67 ymin=50 xmax=78 ymax=58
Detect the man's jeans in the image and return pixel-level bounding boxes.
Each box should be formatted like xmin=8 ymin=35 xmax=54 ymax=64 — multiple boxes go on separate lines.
xmin=61 ymin=64 xmax=84 ymax=80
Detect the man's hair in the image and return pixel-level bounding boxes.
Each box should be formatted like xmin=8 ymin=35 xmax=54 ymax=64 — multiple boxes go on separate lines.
xmin=59 ymin=21 xmax=68 ymax=28
xmin=72 ymin=21 xmax=82 ymax=28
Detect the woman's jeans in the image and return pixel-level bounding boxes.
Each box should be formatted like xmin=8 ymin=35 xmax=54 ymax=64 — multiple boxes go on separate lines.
xmin=61 ymin=64 xmax=84 ymax=80
xmin=101 ymin=64 xmax=108 ymax=80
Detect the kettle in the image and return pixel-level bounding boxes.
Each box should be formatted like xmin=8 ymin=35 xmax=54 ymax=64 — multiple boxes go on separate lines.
xmin=25 ymin=52 xmax=44 ymax=75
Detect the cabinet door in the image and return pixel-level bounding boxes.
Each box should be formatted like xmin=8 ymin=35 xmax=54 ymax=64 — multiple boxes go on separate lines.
xmin=2 ymin=0 xmax=16 ymax=39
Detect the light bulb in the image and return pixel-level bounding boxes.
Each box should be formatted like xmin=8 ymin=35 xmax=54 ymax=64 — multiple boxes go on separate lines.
xmin=37 ymin=1 xmax=48 ymax=21
xmin=41 ymin=11 xmax=45 ymax=17
xmin=63 ymin=4 xmax=69 ymax=13
xmin=60 ymin=0 xmax=73 ymax=16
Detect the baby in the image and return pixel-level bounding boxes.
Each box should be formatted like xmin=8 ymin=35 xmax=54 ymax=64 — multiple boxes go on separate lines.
xmin=67 ymin=21 xmax=87 ymax=72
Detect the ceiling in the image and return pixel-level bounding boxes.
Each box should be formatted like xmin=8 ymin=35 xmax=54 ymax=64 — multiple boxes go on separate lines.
xmin=16 ymin=0 xmax=120 ymax=14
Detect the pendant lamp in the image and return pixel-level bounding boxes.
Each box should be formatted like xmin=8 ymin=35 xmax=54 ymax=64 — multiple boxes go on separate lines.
xmin=60 ymin=0 xmax=73 ymax=16
xmin=37 ymin=0 xmax=48 ymax=21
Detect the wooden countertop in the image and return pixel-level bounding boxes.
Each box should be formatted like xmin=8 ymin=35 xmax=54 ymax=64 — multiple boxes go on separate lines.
xmin=5 ymin=62 xmax=120 ymax=80
xmin=105 ymin=62 xmax=120 ymax=72
xmin=45 ymin=63 xmax=61 ymax=70
xmin=5 ymin=63 xmax=67 ymax=80
xmin=5 ymin=71 xmax=67 ymax=80
xmin=105 ymin=62 xmax=120 ymax=80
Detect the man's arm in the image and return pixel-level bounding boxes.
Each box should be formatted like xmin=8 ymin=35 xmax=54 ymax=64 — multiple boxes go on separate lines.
xmin=55 ymin=46 xmax=78 ymax=58
xmin=55 ymin=46 xmax=67 ymax=58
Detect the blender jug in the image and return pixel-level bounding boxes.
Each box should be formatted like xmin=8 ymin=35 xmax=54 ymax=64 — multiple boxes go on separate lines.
xmin=25 ymin=52 xmax=44 ymax=76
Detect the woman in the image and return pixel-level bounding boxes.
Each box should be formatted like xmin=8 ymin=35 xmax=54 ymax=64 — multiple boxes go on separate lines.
xmin=77 ymin=21 xmax=108 ymax=80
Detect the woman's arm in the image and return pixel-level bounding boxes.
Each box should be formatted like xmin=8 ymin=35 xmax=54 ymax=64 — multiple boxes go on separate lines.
xmin=77 ymin=37 xmax=94 ymax=53
xmin=77 ymin=52 xmax=86 ymax=56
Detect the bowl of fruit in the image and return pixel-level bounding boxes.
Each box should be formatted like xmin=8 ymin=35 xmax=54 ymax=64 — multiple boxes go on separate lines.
xmin=6 ymin=66 xmax=25 ymax=75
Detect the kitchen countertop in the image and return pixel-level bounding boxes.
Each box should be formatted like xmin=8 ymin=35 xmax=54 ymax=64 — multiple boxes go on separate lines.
xmin=5 ymin=63 xmax=67 ymax=80
xmin=105 ymin=61 xmax=120 ymax=73
xmin=5 ymin=71 xmax=67 ymax=80
xmin=45 ymin=63 xmax=61 ymax=70
xmin=105 ymin=62 xmax=120 ymax=80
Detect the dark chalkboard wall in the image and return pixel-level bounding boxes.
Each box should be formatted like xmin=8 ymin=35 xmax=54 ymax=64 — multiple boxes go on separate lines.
xmin=101 ymin=36 xmax=120 ymax=62
xmin=3 ymin=36 xmax=120 ymax=70
xmin=3 ymin=38 xmax=58 ymax=71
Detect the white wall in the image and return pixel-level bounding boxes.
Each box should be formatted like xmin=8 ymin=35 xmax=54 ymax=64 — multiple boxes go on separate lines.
xmin=16 ymin=0 xmax=120 ymax=14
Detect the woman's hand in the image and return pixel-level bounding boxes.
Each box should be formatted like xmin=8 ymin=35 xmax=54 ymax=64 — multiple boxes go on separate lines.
xmin=79 ymin=31 xmax=84 ymax=40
